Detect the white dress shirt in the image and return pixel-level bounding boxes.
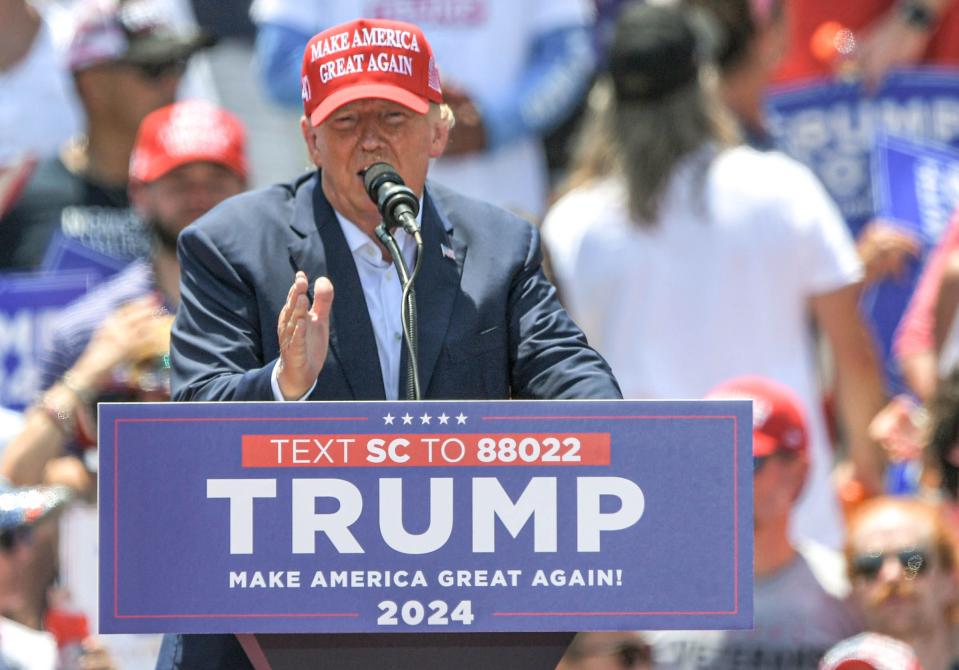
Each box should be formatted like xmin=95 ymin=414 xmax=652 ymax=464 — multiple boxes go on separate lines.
xmin=270 ymin=210 xmax=419 ymax=401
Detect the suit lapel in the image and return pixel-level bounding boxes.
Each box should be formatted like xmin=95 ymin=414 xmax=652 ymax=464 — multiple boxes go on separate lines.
xmin=403 ymin=188 xmax=465 ymax=397
xmin=287 ymin=176 xmax=385 ymax=399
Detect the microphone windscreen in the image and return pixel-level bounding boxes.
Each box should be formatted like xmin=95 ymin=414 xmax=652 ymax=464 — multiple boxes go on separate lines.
xmin=363 ymin=162 xmax=402 ymax=200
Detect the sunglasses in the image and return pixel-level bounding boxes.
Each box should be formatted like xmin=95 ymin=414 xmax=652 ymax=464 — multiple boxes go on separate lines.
xmin=0 ymin=526 xmax=33 ymax=553
xmin=851 ymin=546 xmax=931 ymax=580
xmin=130 ymin=59 xmax=187 ymax=81
xmin=571 ymin=642 xmax=651 ymax=669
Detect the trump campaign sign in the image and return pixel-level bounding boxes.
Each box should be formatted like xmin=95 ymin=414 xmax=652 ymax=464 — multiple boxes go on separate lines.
xmin=872 ymin=133 xmax=959 ymax=245
xmin=867 ymin=134 xmax=959 ymax=391
xmin=99 ymin=400 xmax=752 ymax=634
xmin=0 ymin=270 xmax=95 ymax=410
xmin=765 ymin=67 xmax=959 ymax=237
xmin=766 ymin=68 xmax=959 ymax=390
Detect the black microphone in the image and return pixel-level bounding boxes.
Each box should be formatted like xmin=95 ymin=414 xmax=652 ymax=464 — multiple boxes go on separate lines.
xmin=363 ymin=162 xmax=420 ymax=235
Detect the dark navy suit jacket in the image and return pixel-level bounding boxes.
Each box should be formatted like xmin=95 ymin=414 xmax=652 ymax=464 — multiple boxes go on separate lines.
xmin=159 ymin=172 xmax=620 ymax=670
xmin=171 ymin=172 xmax=620 ymax=404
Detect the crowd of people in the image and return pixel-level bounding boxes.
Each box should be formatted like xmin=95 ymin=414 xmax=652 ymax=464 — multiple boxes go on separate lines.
xmin=2 ymin=0 xmax=959 ymax=668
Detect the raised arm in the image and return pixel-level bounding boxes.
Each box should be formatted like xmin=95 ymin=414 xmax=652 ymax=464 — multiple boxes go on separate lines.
xmin=811 ymin=282 xmax=888 ymax=494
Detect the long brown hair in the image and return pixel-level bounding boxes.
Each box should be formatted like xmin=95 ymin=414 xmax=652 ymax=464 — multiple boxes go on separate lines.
xmin=561 ymin=70 xmax=738 ymax=225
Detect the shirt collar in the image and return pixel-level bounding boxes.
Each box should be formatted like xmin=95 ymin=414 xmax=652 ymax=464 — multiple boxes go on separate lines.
xmin=333 ymin=198 xmax=425 ymax=254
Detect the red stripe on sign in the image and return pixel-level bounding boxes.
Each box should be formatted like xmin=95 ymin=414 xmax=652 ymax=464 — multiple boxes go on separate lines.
xmin=241 ymin=433 xmax=610 ymax=467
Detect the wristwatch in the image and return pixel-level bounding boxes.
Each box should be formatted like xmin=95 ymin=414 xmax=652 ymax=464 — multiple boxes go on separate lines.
xmin=899 ymin=0 xmax=937 ymax=30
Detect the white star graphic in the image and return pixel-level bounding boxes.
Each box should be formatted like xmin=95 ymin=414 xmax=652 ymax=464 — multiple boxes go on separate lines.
xmin=420 ymin=413 xmax=432 ymax=425
xmin=383 ymin=413 xmax=395 ymax=425
xmin=437 ymin=413 xmax=450 ymax=425
xmin=455 ymin=413 xmax=467 ymax=425
xmin=402 ymin=413 xmax=413 ymax=425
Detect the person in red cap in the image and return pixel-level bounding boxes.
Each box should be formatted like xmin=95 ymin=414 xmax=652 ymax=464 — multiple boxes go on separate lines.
xmin=2 ymin=99 xmax=247 ymax=490
xmin=163 ymin=15 xmax=620 ymax=670
xmin=0 ymin=99 xmax=247 ymax=668
xmin=651 ymin=376 xmax=862 ymax=668
xmin=250 ymin=0 xmax=597 ymax=217
xmin=844 ymin=496 xmax=959 ymax=670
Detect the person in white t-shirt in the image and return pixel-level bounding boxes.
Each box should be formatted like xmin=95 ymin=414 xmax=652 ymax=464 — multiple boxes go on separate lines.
xmin=249 ymin=0 xmax=596 ymax=217
xmin=542 ymin=3 xmax=887 ymax=549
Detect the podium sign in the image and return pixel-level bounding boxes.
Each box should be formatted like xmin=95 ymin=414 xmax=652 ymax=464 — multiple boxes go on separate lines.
xmin=99 ymin=400 xmax=752 ymax=635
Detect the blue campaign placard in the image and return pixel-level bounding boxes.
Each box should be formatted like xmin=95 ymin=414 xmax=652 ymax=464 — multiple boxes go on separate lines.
xmin=872 ymin=133 xmax=959 ymax=245
xmin=866 ymin=134 xmax=959 ymax=390
xmin=766 ymin=68 xmax=959 ymax=391
xmin=766 ymin=67 xmax=959 ymax=237
xmin=99 ymin=400 xmax=753 ymax=634
xmin=41 ymin=232 xmax=129 ymax=285
xmin=0 ymin=270 xmax=95 ymax=410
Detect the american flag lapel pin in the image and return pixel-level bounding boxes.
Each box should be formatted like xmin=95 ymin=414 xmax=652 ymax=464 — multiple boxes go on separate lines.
xmin=441 ymin=243 xmax=456 ymax=261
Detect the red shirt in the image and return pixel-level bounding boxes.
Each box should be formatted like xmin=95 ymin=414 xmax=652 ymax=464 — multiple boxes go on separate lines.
xmin=774 ymin=0 xmax=959 ymax=84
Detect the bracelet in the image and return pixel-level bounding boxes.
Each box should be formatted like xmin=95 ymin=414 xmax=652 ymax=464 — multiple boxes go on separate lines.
xmin=33 ymin=393 xmax=76 ymax=438
xmin=60 ymin=371 xmax=95 ymax=406
xmin=899 ymin=0 xmax=937 ymax=30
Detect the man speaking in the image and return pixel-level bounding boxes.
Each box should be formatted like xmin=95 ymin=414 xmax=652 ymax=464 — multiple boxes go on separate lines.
xmin=163 ymin=16 xmax=621 ymax=669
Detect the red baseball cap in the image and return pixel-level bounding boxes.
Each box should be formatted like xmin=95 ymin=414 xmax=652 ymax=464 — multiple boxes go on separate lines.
xmin=707 ymin=376 xmax=808 ymax=458
xmin=301 ymin=18 xmax=444 ymax=127
xmin=130 ymin=100 xmax=247 ymax=183
xmin=819 ymin=633 xmax=922 ymax=670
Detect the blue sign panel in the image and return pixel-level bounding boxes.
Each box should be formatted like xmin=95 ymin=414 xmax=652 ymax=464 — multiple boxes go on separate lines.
xmin=99 ymin=400 xmax=753 ymax=634
xmin=766 ymin=69 xmax=959 ymax=391
xmin=766 ymin=67 xmax=959 ymax=237
xmin=867 ymin=134 xmax=959 ymax=390
xmin=0 ymin=271 xmax=94 ymax=410
xmin=872 ymin=133 xmax=959 ymax=245
xmin=41 ymin=232 xmax=129 ymax=285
